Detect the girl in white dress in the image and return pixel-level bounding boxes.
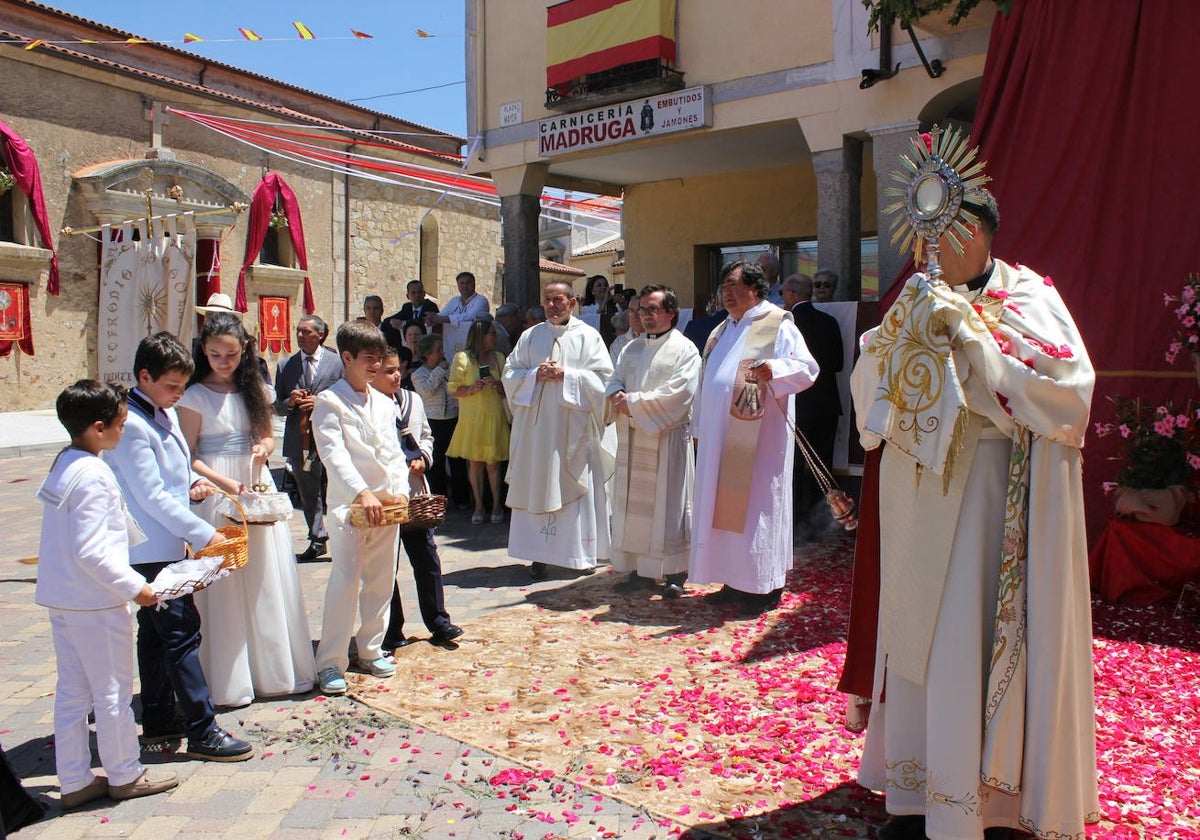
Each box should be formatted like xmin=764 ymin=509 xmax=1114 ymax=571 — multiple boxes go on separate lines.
xmin=177 ymin=312 xmax=316 ymax=707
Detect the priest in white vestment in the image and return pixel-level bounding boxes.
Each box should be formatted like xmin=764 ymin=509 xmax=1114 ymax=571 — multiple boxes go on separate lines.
xmin=605 ymin=285 xmax=700 ymax=599
xmin=504 ymin=281 xmax=615 ymax=579
xmin=851 ymin=191 xmax=1098 ymax=840
xmin=689 ymin=260 xmax=818 ymax=614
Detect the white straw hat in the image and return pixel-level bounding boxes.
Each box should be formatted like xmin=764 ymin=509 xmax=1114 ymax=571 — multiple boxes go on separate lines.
xmin=195 ymin=292 xmax=236 ymax=315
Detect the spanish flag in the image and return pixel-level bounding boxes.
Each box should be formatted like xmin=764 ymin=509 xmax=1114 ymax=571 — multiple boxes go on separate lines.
xmin=293 ymin=21 xmax=316 ymax=40
xmin=238 ymin=28 xmax=262 ymax=42
xmin=184 ymin=33 xmax=204 ymax=43
xmin=546 ymin=0 xmax=676 ymax=87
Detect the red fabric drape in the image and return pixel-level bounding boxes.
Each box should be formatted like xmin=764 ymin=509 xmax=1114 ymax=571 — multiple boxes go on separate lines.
xmin=1088 ymin=518 xmax=1200 ymax=606
xmin=236 ymin=173 xmax=313 ymax=314
xmin=196 ymin=238 xmax=221 ymax=304
xmin=970 ymin=0 xmax=1200 ymax=538
xmin=0 ymin=119 xmax=59 ymax=295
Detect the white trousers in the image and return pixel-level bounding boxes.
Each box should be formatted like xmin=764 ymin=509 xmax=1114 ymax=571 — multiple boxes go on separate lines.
xmin=315 ymin=522 xmax=399 ymax=672
xmin=50 ymin=606 xmax=145 ymax=793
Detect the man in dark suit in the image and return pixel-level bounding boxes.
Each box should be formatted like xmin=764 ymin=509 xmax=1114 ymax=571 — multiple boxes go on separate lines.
xmin=383 ymin=280 xmax=439 ymax=349
xmin=781 ymin=273 xmax=844 ymax=540
xmin=682 ymin=298 xmax=727 ymax=354
xmin=274 ymin=315 xmax=344 ymax=560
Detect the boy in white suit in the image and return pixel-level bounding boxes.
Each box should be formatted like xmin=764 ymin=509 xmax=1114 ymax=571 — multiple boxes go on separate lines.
xmin=38 ymin=381 xmax=178 ymax=808
xmin=312 ymin=321 xmax=410 ymax=694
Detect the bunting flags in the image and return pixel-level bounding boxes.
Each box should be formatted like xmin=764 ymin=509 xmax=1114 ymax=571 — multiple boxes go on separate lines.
xmin=416 ymin=30 xmax=433 ymax=38
xmin=8 ymin=26 xmax=399 ymax=48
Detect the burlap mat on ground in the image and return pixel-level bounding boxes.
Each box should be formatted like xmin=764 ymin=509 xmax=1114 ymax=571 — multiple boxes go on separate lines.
xmin=349 ymin=544 xmax=885 ymax=837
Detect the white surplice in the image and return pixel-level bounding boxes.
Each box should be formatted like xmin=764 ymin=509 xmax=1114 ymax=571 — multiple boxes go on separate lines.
xmin=688 ymin=300 xmax=818 ymax=594
xmin=853 ymin=260 xmax=1099 ymax=840
xmin=503 ymin=317 xmax=615 ymax=568
xmin=606 ymin=329 xmax=700 ymax=578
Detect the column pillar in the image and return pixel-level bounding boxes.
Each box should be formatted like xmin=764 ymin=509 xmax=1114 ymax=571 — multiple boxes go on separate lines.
xmin=491 ymin=164 xmax=549 ymax=310
xmin=868 ymin=120 xmax=921 ymax=299
xmin=813 ymin=138 xmax=862 ymax=301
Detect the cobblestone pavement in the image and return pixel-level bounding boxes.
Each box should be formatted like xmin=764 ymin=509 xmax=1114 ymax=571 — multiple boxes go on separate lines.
xmin=0 ymin=452 xmax=706 ymax=839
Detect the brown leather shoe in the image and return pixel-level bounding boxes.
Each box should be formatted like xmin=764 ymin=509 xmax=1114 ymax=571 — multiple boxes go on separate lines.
xmin=110 ymin=769 xmax=179 ymax=801
xmin=61 ymin=776 xmax=108 ymax=809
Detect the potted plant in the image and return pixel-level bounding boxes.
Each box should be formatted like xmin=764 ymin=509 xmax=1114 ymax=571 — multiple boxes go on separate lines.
xmin=0 ymin=165 xmax=15 ymax=195
xmin=1095 ymin=396 xmax=1200 ymax=526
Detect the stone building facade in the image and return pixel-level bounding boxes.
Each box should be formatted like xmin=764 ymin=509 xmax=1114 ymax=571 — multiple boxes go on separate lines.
xmin=0 ymin=1 xmax=501 ymax=409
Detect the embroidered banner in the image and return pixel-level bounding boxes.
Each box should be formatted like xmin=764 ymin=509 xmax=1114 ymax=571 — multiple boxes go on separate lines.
xmin=547 ymin=0 xmax=676 ymax=87
xmin=259 ymin=294 xmax=291 ymax=353
xmin=0 ymin=281 xmax=33 ymax=356
xmin=98 ymin=215 xmax=197 ymax=386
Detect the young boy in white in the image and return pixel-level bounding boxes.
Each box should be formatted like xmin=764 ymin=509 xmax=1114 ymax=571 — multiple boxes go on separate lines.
xmin=312 ymin=321 xmax=410 ymax=694
xmin=36 ymin=381 xmax=178 ymax=808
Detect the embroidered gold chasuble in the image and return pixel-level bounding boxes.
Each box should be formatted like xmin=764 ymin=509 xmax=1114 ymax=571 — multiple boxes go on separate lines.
xmin=851 ymin=259 xmax=1099 ymax=839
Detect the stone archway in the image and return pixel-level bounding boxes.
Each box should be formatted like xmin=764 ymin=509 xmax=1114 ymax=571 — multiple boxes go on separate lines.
xmin=919 ymin=77 xmax=982 ymax=133
xmin=72 ymin=159 xmax=249 ymax=384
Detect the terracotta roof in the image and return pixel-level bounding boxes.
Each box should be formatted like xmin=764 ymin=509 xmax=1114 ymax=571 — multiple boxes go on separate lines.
xmin=539 ymin=259 xmax=586 ymax=276
xmin=0 ymin=1 xmax=463 ymax=160
xmin=571 ymin=238 xmax=624 ymax=258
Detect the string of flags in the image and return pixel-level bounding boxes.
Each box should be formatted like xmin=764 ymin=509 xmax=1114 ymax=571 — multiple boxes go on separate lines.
xmin=10 ymin=25 xmax=450 ymax=51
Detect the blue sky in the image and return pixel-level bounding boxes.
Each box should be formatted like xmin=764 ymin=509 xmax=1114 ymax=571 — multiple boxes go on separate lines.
xmin=46 ymin=1 xmax=470 ymax=136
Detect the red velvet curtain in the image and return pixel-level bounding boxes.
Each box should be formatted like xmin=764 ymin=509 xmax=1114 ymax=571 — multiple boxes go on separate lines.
xmin=236 ymin=173 xmax=313 ymax=314
xmin=0 ymin=119 xmax=60 ymax=295
xmin=970 ymin=0 xmax=1200 ymax=538
xmin=196 ymin=238 xmax=221 ymax=304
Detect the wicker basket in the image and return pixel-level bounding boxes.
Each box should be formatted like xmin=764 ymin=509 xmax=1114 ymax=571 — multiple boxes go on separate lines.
xmin=349 ymin=496 xmax=409 ymax=528
xmin=403 ymin=492 xmax=447 ymax=532
xmin=193 ymin=490 xmax=250 ymax=571
xmin=152 ymin=490 xmax=250 ymax=600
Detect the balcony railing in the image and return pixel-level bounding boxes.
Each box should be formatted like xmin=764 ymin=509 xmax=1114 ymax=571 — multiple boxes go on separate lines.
xmin=545 ymin=59 xmax=685 ymax=112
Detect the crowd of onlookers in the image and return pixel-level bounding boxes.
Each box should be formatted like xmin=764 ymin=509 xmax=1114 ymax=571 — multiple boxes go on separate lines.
xmin=25 ymin=264 xmax=843 ymax=819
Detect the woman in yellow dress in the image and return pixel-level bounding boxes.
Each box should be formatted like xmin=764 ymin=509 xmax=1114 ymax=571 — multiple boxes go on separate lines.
xmin=447 ymin=320 xmax=510 ymax=524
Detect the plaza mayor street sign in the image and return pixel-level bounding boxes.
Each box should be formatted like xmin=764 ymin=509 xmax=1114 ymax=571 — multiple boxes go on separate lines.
xmin=538 ymin=86 xmax=711 ymax=156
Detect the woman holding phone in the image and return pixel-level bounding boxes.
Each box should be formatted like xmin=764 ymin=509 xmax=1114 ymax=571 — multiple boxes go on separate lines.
xmin=447 ymin=319 xmax=510 ymax=524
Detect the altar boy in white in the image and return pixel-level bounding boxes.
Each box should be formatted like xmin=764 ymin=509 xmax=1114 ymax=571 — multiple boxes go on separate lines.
xmin=311 ymin=321 xmax=409 ymax=695
xmin=37 ymin=381 xmax=178 ymax=808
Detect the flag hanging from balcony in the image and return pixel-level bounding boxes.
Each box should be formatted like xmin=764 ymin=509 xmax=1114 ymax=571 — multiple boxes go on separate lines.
xmin=546 ymin=0 xmax=676 ymax=88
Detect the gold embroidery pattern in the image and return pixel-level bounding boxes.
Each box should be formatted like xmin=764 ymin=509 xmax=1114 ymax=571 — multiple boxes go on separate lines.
xmin=926 ymin=776 xmax=979 ymax=815
xmin=884 ymin=757 xmax=926 ymax=793
xmin=869 ymin=283 xmax=953 ymax=447
xmin=985 ymin=428 xmax=1031 ymax=727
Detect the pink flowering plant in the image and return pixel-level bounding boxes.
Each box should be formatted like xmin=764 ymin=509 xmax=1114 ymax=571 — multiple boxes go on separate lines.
xmin=1164 ymin=273 xmax=1200 ymax=363
xmin=1094 ymin=396 xmax=1200 ymax=489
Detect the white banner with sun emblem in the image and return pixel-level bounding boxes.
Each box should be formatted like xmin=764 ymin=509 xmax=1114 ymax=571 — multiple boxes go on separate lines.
xmin=98 ymin=214 xmax=196 ymax=386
